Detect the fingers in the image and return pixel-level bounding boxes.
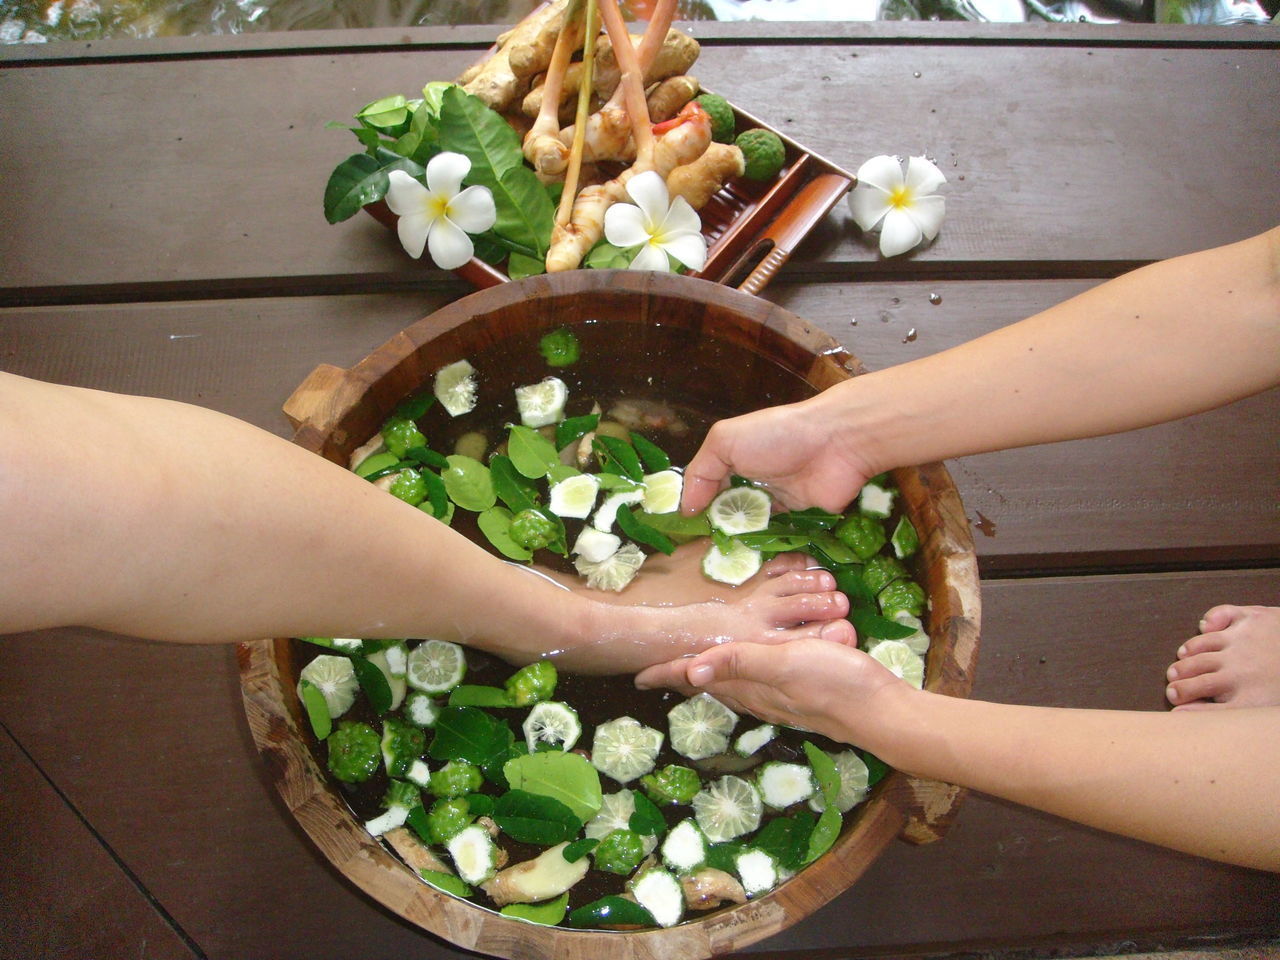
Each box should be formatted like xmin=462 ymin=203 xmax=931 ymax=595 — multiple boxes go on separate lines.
xmin=680 ymin=429 xmax=733 ymax=515
xmin=634 ymin=657 xmax=694 ymax=691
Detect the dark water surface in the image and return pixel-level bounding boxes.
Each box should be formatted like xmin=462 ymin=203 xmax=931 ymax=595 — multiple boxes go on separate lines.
xmin=2 ymin=0 xmax=1274 ymax=45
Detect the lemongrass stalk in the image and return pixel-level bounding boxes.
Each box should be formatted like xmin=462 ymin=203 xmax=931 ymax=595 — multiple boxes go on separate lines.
xmin=524 ymin=0 xmax=585 ymax=171
xmin=597 ymin=0 xmax=655 ymax=169
xmin=557 ymin=0 xmax=599 ymax=228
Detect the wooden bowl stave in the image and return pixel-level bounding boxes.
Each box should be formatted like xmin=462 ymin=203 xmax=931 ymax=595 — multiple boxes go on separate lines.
xmin=240 ymin=270 xmax=981 ymax=959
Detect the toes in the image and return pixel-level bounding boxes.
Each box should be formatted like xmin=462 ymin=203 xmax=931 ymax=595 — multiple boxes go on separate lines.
xmin=757 ymin=568 xmax=837 ymax=598
xmin=761 ymin=553 xmax=812 ymax=577
xmin=1199 ymin=603 xmax=1241 ymax=634
xmin=771 ymin=617 xmax=856 ymax=645
xmin=1167 ymin=671 xmax=1234 ymax=707
xmin=766 ymin=588 xmax=849 ymax=626
xmin=1177 ymin=632 xmax=1225 ymax=659
xmin=1171 ymin=699 xmax=1228 ymax=712
xmin=1166 ymin=651 xmax=1221 ymax=682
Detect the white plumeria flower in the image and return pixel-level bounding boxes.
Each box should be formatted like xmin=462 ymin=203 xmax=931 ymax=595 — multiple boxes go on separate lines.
xmin=384 ymin=152 xmax=497 ymax=270
xmin=848 ymin=154 xmax=947 ymax=258
xmin=603 ymin=170 xmax=707 ymax=273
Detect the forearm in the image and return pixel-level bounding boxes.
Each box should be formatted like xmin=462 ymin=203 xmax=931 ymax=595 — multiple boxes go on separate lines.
xmin=0 ymin=374 xmax=653 ymax=666
xmin=814 ymin=226 xmax=1280 ymax=475
xmin=855 ymin=687 xmax=1280 ymax=870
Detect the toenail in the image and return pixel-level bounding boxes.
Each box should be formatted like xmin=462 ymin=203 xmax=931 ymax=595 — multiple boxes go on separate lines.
xmin=1166 ymin=684 xmax=1179 ymax=703
xmin=1177 ymin=644 xmax=1187 ymax=657
xmin=1167 ymin=665 xmax=1178 ymax=681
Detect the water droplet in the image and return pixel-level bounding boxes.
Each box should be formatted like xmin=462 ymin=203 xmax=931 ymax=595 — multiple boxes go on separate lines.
xmin=929 ymin=293 xmax=942 ymax=305
xmin=903 ymin=328 xmax=918 ymax=343
xmin=849 ymin=317 xmax=858 ymax=326
xmin=913 ymin=71 xmax=922 ymax=78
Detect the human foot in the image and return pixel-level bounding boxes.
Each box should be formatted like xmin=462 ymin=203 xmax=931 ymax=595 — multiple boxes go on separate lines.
xmin=1165 ymin=604 xmax=1280 ymax=709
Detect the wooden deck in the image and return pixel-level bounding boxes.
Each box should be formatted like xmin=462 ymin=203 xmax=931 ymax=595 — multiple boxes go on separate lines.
xmin=1 ymin=18 xmax=1277 ymax=960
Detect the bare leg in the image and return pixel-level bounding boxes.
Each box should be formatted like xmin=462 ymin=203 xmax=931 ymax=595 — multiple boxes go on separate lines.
xmin=1166 ymin=605 xmax=1280 ymax=709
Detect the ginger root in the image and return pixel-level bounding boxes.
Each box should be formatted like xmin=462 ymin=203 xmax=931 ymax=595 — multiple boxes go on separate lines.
xmin=667 ymin=142 xmax=745 ymax=210
xmin=460 ymin=0 xmax=569 ymax=111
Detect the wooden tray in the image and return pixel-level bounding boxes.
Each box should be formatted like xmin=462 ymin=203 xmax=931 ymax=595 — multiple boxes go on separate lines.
xmin=238 ymin=271 xmax=980 ymax=960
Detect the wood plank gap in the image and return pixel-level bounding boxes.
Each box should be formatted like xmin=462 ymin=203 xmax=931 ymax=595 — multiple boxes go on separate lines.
xmin=1 ymin=22 xmax=1274 ymax=66
xmin=979 ymin=548 xmax=1280 ymax=580
xmin=0 ymin=718 xmax=210 ymax=960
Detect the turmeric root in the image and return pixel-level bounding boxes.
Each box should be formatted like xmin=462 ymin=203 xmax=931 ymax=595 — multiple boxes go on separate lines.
xmin=460 ymin=0 xmax=569 ymax=111
xmin=667 ymin=142 xmax=745 ymax=210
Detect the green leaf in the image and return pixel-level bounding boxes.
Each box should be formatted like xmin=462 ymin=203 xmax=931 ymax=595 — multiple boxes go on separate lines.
xmin=492 ymin=165 xmax=556 ymax=258
xmin=569 ymin=896 xmax=655 ymax=928
xmin=563 ymin=836 xmax=600 ymax=863
xmin=754 ymin=811 xmax=817 ymax=871
xmin=489 ymin=455 xmax=539 ymax=513
xmin=419 ymin=469 xmax=450 ymax=519
xmin=849 ymin=608 xmax=918 ymax=641
xmin=634 ymin=509 xmax=711 ymax=540
xmin=464 ymin=792 xmax=495 ymax=816
xmin=829 ymin=564 xmax=876 ymax=608
xmin=596 ymin=473 xmax=643 ymax=492
xmin=429 ymin=706 xmax=514 ymax=769
xmin=395 ymin=391 xmax=436 ymax=421
xmin=556 ymin=413 xmax=599 ymax=451
xmin=438 ymin=86 xmax=525 ymax=178
xmin=501 ymin=892 xmax=569 ymax=925
xmin=804 ymin=806 xmax=842 ymax=864
xmin=508 ymin=251 xmax=545 ymax=280
xmin=774 ymin=508 xmax=841 ymax=532
xmin=546 ymin=463 xmax=581 ymax=485
xmin=420 ymin=868 xmax=473 ymax=898
xmin=616 ymin=505 xmax=676 ymax=556
xmin=405 ymin=804 xmax=433 ymax=844
xmin=477 ymin=506 xmax=533 ymax=561
xmin=628 ymin=789 xmax=667 ymax=837
xmin=734 ymin=532 xmax=815 ymax=553
xmin=299 ymin=679 xmax=332 ymax=740
xmin=493 ymin=789 xmax=584 ymax=844
xmin=503 ymin=751 xmax=603 ymax=823
xmin=448 ymin=685 xmax=515 ymax=708
xmin=711 ymin=528 xmax=734 ymax=554
xmin=593 ymin=435 xmax=643 ymax=481
xmin=356 ymin=94 xmax=410 ymax=130
xmin=442 ymin=455 xmax=496 ymax=511
xmin=404 ymin=446 xmax=448 ymax=471
xmin=353 ymin=451 xmax=399 ymax=479
xmin=507 ymin=425 xmax=561 ymax=479
xmin=810 ymin=532 xmax=859 ymax=564
xmin=583 ymin=241 xmax=638 ymax=270
xmin=861 ymin=750 xmax=890 ymax=787
xmin=629 ymin=432 xmax=671 ymax=472
xmin=393 ymin=99 xmax=442 ymax=165
xmin=350 ymin=656 xmax=392 ymax=715
xmin=802 ymin=741 xmax=840 ymax=806
xmin=704 ymin=841 xmax=747 ymax=874
xmin=323 ymin=153 xmax=387 ymax=224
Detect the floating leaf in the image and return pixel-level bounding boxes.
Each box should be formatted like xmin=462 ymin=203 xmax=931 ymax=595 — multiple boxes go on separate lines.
xmin=569 ymin=896 xmax=655 ymax=928
xmin=629 ymin=432 xmax=672 ymax=472
xmin=442 ymin=455 xmax=496 ymax=511
xmin=419 ymin=469 xmax=450 ymax=519
xmin=862 ymin=750 xmax=890 ymax=787
xmin=502 ymin=892 xmax=569 ymax=925
xmin=804 ymin=807 xmax=842 ymax=864
xmin=429 ymin=706 xmax=514 ymax=770
xmin=405 ymin=805 xmax=433 ymax=845
xmin=753 ymin=811 xmax=816 ymax=871
xmin=464 ymin=793 xmax=495 ymax=816
xmin=628 ymin=789 xmax=667 ymax=837
xmin=350 ymin=656 xmax=392 ymax=715
xmin=810 ymin=532 xmax=859 ymax=564
xmin=616 ymin=505 xmax=676 ymax=556
xmin=299 ymin=679 xmax=332 ymax=740
xmin=449 ymin=685 xmax=515 ymax=708
xmin=503 ymin=750 xmax=603 ymax=823
xmin=593 ymin=435 xmax=643 ymax=481
xmin=493 ymin=789 xmax=583 ymax=844
xmin=773 ymin=507 xmax=841 ymax=532
xmin=489 ymin=455 xmax=539 ymax=513
xmin=829 ymin=563 xmax=876 ymax=608
xmin=395 ymin=391 xmax=436 ymax=421
xmin=634 ymin=509 xmax=711 ymax=540
xmin=477 ymin=506 xmax=534 ymax=561
xmin=508 ymin=425 xmax=561 ymax=479
xmin=556 ymin=413 xmax=599 ymax=451
xmin=802 ymin=741 xmax=840 ymax=807
xmin=420 ymin=868 xmax=472 ymax=898
xmin=404 ymin=444 xmax=449 ymax=470
xmin=508 ymin=251 xmax=546 ymax=280
xmin=849 ymin=608 xmax=918 ymax=641
xmin=704 ymin=841 xmax=747 ymax=874
xmin=563 ymin=837 xmax=600 ymax=863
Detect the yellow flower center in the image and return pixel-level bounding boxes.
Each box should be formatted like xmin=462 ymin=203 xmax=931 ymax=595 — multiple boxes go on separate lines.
xmin=428 ymin=194 xmax=451 ymax=219
xmin=888 ymin=185 xmax=913 ymax=209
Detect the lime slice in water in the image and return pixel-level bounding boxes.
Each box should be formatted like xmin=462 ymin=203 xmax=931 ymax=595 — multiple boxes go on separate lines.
xmin=572 ymin=526 xmax=621 ymax=564
xmin=515 ymin=376 xmax=568 ymax=428
xmin=406 ymin=639 xmax=467 ymax=694
xmin=808 ymin=749 xmax=870 ymax=814
xmin=298 ymin=654 xmax=359 ymax=719
xmin=591 ymin=716 xmax=664 ymax=784
xmin=523 ymin=700 xmax=582 ymax=752
xmin=592 ymin=489 xmax=645 ymax=533
xmin=434 ymin=359 xmax=477 ymax=417
xmin=707 ymin=486 xmax=771 ymax=535
xmin=574 ymin=541 xmax=645 ymax=592
xmin=548 ymin=473 xmax=600 ymax=519
xmin=869 ymin=639 xmax=925 ymax=689
xmin=692 ymin=774 xmax=763 ymax=843
xmin=585 ymin=792 xmax=660 ymax=855
xmin=702 ymin=540 xmax=763 ymax=586
xmin=668 ymin=693 xmax=738 ymax=761
xmin=641 ymin=470 xmax=684 ymax=515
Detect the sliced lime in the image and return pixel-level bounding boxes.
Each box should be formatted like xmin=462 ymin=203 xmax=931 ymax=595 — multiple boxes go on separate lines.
xmin=572 ymin=526 xmax=621 ymax=564
xmin=523 ymin=700 xmax=582 ymax=752
xmin=406 ymin=639 xmax=467 ymax=694
xmin=592 ymin=489 xmax=645 ymax=533
xmin=573 ymin=541 xmax=645 ymax=592
xmin=858 ymin=481 xmax=895 ymax=519
xmin=734 ymin=723 xmax=777 ymax=758
xmin=668 ymin=693 xmax=738 ymax=761
xmin=548 ymin=473 xmax=600 ymax=519
xmin=515 ymin=376 xmax=568 ymax=428
xmin=434 ymin=359 xmax=478 ymax=417
xmin=591 ymin=716 xmax=664 ymax=784
xmin=692 ymin=775 xmax=763 ymax=843
xmin=808 ymin=749 xmax=870 ymax=814
xmin=585 ymin=790 xmax=637 ymax=840
xmin=707 ymin=486 xmax=772 ymax=535
xmin=641 ymin=470 xmax=683 ymax=515
xmin=891 ymin=612 xmax=930 ymax=656
xmin=298 ymin=654 xmax=358 ymax=719
xmin=702 ymin=540 xmax=763 ymax=586
xmin=869 ymin=639 xmax=925 ymax=689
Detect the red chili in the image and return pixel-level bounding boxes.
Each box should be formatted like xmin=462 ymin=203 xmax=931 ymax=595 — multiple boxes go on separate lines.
xmin=652 ymin=101 xmax=707 ymax=135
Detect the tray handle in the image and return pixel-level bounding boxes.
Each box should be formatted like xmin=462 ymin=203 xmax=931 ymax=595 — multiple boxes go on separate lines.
xmin=728 ymin=172 xmax=851 ymax=296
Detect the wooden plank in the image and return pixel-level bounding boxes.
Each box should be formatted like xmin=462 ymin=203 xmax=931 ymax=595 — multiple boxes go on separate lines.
xmin=0 ymin=725 xmax=199 ymax=960
xmin=0 ymin=572 xmax=1275 ymax=958
xmin=1 ymin=22 xmax=1275 ymax=65
xmin=2 ymin=43 xmax=1277 ymax=301
xmin=3 ymin=281 xmax=1274 ymax=570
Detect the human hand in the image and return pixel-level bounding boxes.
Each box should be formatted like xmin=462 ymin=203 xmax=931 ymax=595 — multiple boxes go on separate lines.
xmin=634 ymin=637 xmax=910 ymax=747
xmin=679 ymin=393 xmax=879 ymax=515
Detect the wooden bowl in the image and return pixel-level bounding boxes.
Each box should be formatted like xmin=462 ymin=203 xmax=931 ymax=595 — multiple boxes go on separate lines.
xmin=238 ymin=270 xmax=981 ymax=959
